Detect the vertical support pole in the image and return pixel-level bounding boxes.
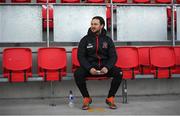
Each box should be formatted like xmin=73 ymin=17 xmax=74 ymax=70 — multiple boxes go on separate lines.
xmin=46 ymin=0 xmax=50 ymax=47
xmin=122 ymin=79 xmax=127 ymax=104
xmin=110 ymin=0 xmax=114 ymax=40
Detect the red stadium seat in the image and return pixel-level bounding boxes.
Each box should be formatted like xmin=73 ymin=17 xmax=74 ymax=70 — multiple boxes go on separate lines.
xmin=42 ymin=5 xmax=54 ymax=31
xmin=11 ymin=0 xmax=31 ymax=3
xmin=61 ymin=0 xmax=80 ymax=3
xmin=86 ymin=0 xmax=105 ymax=3
xmin=150 ymin=46 xmax=175 ymax=79
xmin=155 ymin=0 xmax=171 ymax=3
xmin=38 ymin=48 xmax=67 ymax=81
xmin=37 ymin=0 xmax=56 ymax=3
xmin=177 ymin=0 xmax=180 ymax=3
xmin=173 ymin=46 xmax=180 ymax=74
xmin=167 ymin=6 xmax=177 ymax=29
xmin=72 ymin=48 xmax=108 ymax=80
xmin=106 ymin=5 xmax=111 ymax=30
xmin=72 ymin=48 xmax=80 ymax=73
xmin=115 ymin=47 xmax=139 ymax=79
xmin=132 ymin=0 xmax=150 ymax=3
xmin=138 ymin=47 xmax=151 ymax=74
xmin=113 ymin=0 xmax=127 ymax=3
xmin=0 ymin=0 xmax=5 ymax=2
xmin=107 ymin=0 xmax=127 ymax=30
xmin=3 ymin=48 xmax=32 ymax=82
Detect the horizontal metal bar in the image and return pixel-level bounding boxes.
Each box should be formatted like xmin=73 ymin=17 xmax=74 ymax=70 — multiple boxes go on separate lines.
xmin=0 ymin=3 xmax=108 ymax=6
xmin=0 ymin=73 xmax=74 ymax=82
xmin=53 ymin=3 xmax=107 ymax=6
xmin=0 ymin=3 xmax=44 ymax=6
xmin=0 ymin=74 xmax=179 ymax=82
xmin=172 ymin=74 xmax=180 ymax=78
xmin=114 ymin=40 xmax=172 ymax=43
xmin=115 ymin=3 xmax=173 ymax=7
xmin=28 ymin=77 xmax=43 ymax=81
xmin=0 ymin=78 xmax=8 ymax=82
xmin=135 ymin=74 xmax=154 ymax=79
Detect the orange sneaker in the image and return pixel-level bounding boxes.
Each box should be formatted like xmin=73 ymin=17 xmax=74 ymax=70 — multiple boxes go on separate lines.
xmin=82 ymin=97 xmax=92 ymax=110
xmin=106 ymin=97 xmax=117 ymax=109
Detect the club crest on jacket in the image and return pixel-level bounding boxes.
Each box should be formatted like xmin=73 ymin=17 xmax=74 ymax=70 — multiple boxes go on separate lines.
xmin=102 ymin=42 xmax=108 ymax=48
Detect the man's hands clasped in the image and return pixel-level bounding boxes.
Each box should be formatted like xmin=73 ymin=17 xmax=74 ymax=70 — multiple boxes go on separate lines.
xmin=90 ymin=67 xmax=108 ymax=75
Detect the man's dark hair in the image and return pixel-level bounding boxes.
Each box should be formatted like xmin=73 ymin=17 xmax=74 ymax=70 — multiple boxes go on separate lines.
xmin=92 ymin=16 xmax=105 ymax=26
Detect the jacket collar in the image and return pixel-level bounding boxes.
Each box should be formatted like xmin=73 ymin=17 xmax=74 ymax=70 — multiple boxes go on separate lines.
xmin=87 ymin=28 xmax=107 ymax=37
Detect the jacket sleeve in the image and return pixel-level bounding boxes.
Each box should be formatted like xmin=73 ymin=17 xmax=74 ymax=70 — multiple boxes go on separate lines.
xmin=104 ymin=38 xmax=117 ymax=70
xmin=77 ymin=37 xmax=93 ymax=71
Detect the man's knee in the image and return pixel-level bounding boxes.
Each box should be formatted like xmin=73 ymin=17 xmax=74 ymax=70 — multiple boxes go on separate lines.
xmin=113 ymin=72 xmax=122 ymax=82
xmin=74 ymin=68 xmax=87 ymax=84
xmin=115 ymin=70 xmax=123 ymax=78
xmin=74 ymin=69 xmax=81 ymax=78
xmin=109 ymin=67 xmax=123 ymax=81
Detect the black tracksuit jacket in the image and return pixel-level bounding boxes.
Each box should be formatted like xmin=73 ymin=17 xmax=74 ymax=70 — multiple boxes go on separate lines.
xmin=77 ymin=28 xmax=117 ymax=71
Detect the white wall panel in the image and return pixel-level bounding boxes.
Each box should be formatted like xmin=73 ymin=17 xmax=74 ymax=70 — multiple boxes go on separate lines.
xmin=117 ymin=6 xmax=167 ymax=41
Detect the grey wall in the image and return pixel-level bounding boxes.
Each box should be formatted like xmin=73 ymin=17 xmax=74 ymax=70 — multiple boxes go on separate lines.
xmin=0 ymin=79 xmax=180 ymax=99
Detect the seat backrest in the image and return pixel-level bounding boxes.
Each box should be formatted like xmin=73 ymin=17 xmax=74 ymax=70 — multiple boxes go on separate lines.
xmin=3 ymin=48 xmax=32 ymax=82
xmin=38 ymin=47 xmax=66 ymax=81
xmin=11 ymin=0 xmax=31 ymax=3
xmin=37 ymin=0 xmax=56 ymax=3
xmin=72 ymin=48 xmax=80 ymax=72
xmin=138 ymin=47 xmax=151 ymax=66
xmin=3 ymin=48 xmax=32 ymax=71
xmin=115 ymin=47 xmax=139 ymax=68
xmin=38 ymin=47 xmax=66 ymax=70
xmin=155 ymin=0 xmax=171 ymax=3
xmin=137 ymin=47 xmax=151 ymax=74
xmin=0 ymin=0 xmax=5 ymax=3
xmin=42 ymin=5 xmax=54 ymax=29
xmin=173 ymin=46 xmax=180 ymax=66
xmin=116 ymin=47 xmax=139 ymax=79
xmin=167 ymin=7 xmax=177 ymax=20
xmin=138 ymin=47 xmax=151 ymax=74
xmin=106 ymin=5 xmax=111 ymax=19
xmin=150 ymin=46 xmax=175 ymax=68
xmin=177 ymin=0 xmax=180 ymax=3
xmin=61 ymin=0 xmax=80 ymax=3
xmin=173 ymin=46 xmax=180 ymax=74
xmin=132 ymin=0 xmax=150 ymax=3
xmin=86 ymin=0 xmax=105 ymax=3
xmin=112 ymin=0 xmax=127 ymax=3
xmin=42 ymin=5 xmax=54 ymax=19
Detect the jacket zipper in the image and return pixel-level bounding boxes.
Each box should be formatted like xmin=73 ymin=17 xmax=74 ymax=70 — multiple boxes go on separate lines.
xmin=96 ymin=36 xmax=101 ymax=68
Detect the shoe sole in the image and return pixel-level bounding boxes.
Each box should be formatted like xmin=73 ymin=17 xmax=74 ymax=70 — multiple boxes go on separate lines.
xmin=82 ymin=99 xmax=92 ymax=110
xmin=106 ymin=100 xmax=117 ymax=109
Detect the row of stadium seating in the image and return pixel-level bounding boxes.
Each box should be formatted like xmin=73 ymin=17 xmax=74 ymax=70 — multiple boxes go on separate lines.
xmin=1 ymin=46 xmax=180 ymax=83
xmin=0 ymin=0 xmax=180 ymax=4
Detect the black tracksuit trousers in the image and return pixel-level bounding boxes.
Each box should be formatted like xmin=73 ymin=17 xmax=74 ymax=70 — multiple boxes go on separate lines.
xmin=74 ymin=66 xmax=122 ymax=98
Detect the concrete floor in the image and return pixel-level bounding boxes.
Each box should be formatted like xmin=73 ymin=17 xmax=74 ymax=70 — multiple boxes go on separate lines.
xmin=0 ymin=94 xmax=180 ymax=115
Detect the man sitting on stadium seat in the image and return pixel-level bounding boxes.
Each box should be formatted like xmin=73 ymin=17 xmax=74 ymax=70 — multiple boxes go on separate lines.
xmin=74 ymin=16 xmax=123 ymax=110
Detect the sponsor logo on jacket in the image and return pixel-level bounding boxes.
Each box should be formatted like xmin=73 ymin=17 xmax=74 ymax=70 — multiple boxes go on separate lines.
xmin=87 ymin=43 xmax=93 ymax=48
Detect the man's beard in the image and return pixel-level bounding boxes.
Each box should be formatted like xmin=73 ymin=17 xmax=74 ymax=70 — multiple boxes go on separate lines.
xmin=91 ymin=29 xmax=101 ymax=35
